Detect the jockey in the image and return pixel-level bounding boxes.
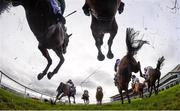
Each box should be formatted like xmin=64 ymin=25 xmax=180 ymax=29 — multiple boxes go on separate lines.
xmin=66 ymin=79 xmax=74 ymax=89
xmin=114 ymin=59 xmax=121 ymax=72
xmin=131 ymin=75 xmax=139 ymax=89
xmin=114 ymin=59 xmax=120 ymax=86
xmin=82 ymin=1 xmax=125 ymax=16
xmin=84 ymin=90 xmax=89 ymax=95
xmin=118 ymin=1 xmax=125 ymax=14
xmin=49 ymin=0 xmax=66 ymax=24
xmin=142 ymin=66 xmax=153 ymax=82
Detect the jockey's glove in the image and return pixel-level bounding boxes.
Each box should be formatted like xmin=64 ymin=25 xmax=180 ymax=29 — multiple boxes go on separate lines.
xmin=118 ymin=2 xmax=125 ymax=14
xmin=82 ymin=7 xmax=90 ymax=16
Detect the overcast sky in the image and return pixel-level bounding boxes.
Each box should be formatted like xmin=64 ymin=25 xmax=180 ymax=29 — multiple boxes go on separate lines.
xmin=0 ymin=0 xmax=180 ymax=103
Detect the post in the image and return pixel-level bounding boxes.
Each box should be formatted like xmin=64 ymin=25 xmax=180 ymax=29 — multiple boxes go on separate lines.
xmin=40 ymin=94 xmax=43 ymax=102
xmin=24 ymin=87 xmax=27 ymax=98
xmin=0 ymin=72 xmax=2 ymax=85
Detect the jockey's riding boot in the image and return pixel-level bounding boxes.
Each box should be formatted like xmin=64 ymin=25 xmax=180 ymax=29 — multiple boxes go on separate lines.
xmin=118 ymin=2 xmax=125 ymax=14
xmin=56 ymin=12 xmax=66 ymax=24
xmin=82 ymin=4 xmax=90 ymax=16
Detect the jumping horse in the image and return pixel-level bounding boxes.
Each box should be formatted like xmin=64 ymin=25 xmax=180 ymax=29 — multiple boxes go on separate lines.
xmin=54 ymin=82 xmax=76 ymax=104
xmin=0 ymin=0 xmax=71 ymax=80
xmin=82 ymin=0 xmax=124 ymax=61
xmin=142 ymin=56 xmax=165 ymax=97
xmin=132 ymin=82 xmax=146 ymax=98
xmin=116 ymin=28 xmax=149 ymax=104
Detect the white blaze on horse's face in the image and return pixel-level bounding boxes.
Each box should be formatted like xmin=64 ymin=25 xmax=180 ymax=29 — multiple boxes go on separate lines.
xmin=97 ymin=86 xmax=102 ymax=92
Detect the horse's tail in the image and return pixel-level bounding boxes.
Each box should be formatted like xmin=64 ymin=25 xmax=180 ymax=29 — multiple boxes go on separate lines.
xmin=0 ymin=0 xmax=11 ymax=15
xmin=126 ymin=28 xmax=149 ymax=56
xmin=156 ymin=56 xmax=165 ymax=70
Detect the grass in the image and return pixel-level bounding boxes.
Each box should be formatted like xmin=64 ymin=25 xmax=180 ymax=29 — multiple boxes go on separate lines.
xmin=0 ymin=84 xmax=180 ymax=110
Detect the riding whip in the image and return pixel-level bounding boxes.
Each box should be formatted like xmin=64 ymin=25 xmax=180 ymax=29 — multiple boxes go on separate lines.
xmin=65 ymin=10 xmax=77 ymax=18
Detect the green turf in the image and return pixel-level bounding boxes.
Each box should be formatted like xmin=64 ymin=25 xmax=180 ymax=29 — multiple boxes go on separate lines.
xmin=0 ymin=84 xmax=180 ymax=110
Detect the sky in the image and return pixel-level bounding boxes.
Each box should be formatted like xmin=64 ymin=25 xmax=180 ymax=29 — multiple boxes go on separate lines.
xmin=0 ymin=0 xmax=180 ymax=103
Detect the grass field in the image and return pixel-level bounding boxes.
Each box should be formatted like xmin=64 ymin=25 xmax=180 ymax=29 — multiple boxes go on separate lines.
xmin=0 ymin=84 xmax=180 ymax=110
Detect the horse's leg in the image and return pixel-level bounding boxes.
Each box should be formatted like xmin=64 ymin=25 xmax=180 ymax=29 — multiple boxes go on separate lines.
xmin=47 ymin=48 xmax=64 ymax=79
xmin=147 ymin=81 xmax=150 ymax=92
xmin=156 ymin=77 xmax=160 ymax=94
xmin=58 ymin=93 xmax=65 ymax=102
xmin=54 ymin=92 xmax=61 ymax=104
xmin=87 ymin=99 xmax=89 ymax=104
xmin=118 ymin=88 xmax=123 ymax=104
xmin=107 ymin=19 xmax=118 ymax=59
xmin=154 ymin=83 xmax=158 ymax=95
xmin=141 ymin=89 xmax=144 ymax=98
xmin=37 ymin=44 xmax=52 ymax=80
xmin=138 ymin=61 xmax=143 ymax=77
xmin=68 ymin=96 xmax=71 ymax=104
xmin=92 ymin=32 xmax=105 ymax=61
xmin=125 ymin=88 xmax=131 ymax=103
xmin=149 ymin=86 xmax=153 ymax=97
xmin=73 ymin=96 xmax=76 ymax=104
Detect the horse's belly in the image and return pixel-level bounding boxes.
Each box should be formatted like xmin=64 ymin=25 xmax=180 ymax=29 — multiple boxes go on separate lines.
xmin=91 ymin=20 xmax=116 ymax=34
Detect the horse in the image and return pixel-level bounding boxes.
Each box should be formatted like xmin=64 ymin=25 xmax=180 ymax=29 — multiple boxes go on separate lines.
xmin=96 ymin=86 xmax=103 ymax=105
xmin=116 ymin=28 xmax=149 ymax=104
xmin=81 ymin=90 xmax=89 ymax=104
xmin=0 ymin=0 xmax=11 ymax=14
xmin=132 ymin=82 xmax=146 ymax=98
xmin=54 ymin=82 xmax=76 ymax=104
xmin=0 ymin=0 xmax=71 ymax=80
xmin=143 ymin=56 xmax=165 ymax=97
xmin=82 ymin=0 xmax=124 ymax=61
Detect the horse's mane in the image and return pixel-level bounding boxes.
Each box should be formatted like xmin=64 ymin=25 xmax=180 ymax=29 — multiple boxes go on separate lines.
xmin=56 ymin=82 xmax=64 ymax=92
xmin=126 ymin=28 xmax=149 ymax=56
xmin=156 ymin=56 xmax=165 ymax=70
xmin=0 ymin=0 xmax=11 ymax=15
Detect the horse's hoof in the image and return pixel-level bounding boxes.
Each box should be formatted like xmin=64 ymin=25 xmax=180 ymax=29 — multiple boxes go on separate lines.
xmin=107 ymin=52 xmax=114 ymax=59
xmin=47 ymin=72 xmax=54 ymax=79
xmin=37 ymin=73 xmax=46 ymax=80
xmin=98 ymin=54 xmax=105 ymax=61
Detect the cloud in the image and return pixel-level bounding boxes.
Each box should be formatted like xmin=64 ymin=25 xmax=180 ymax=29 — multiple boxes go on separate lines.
xmin=0 ymin=0 xmax=179 ymax=103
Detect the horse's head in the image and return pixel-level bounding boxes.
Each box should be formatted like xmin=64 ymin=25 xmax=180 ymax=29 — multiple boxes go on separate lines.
xmin=62 ymin=34 xmax=72 ymax=54
xmin=84 ymin=90 xmax=88 ymax=95
xmin=97 ymin=86 xmax=103 ymax=92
